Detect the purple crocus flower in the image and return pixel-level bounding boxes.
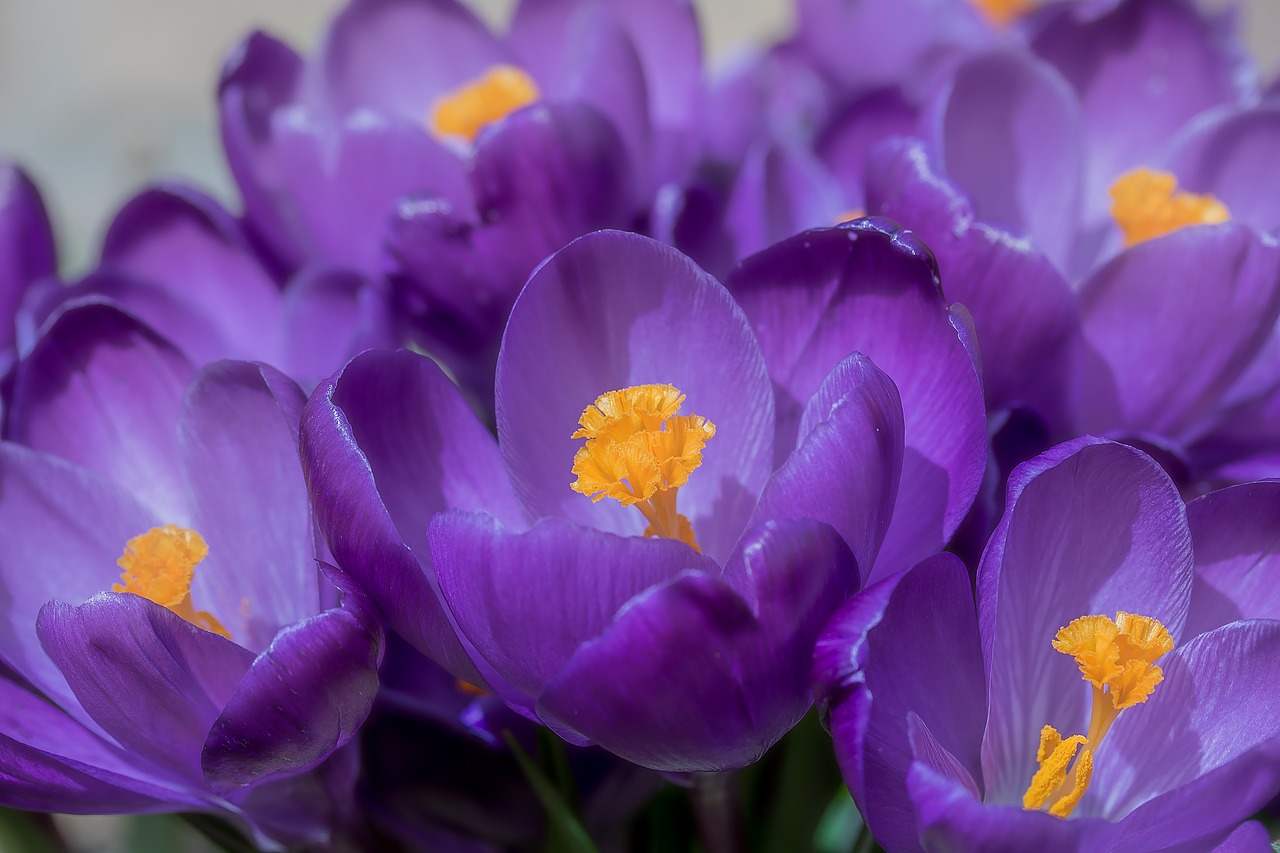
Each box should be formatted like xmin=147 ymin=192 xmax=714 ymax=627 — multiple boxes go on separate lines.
xmin=0 ymin=162 xmax=56 ymax=381
xmin=0 ymin=303 xmax=382 ymax=848
xmin=814 ymin=436 xmax=1280 ymax=851
xmin=301 ymin=222 xmax=985 ymax=771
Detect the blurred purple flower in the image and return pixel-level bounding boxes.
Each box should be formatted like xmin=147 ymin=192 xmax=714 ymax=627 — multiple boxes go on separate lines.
xmin=0 ymin=162 xmax=56 ymax=381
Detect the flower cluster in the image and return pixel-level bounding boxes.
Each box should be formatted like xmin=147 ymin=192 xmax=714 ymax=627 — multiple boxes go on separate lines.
xmin=2 ymin=0 xmax=1280 ymax=850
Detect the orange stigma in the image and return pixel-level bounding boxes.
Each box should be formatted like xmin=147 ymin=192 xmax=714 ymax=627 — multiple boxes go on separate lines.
xmin=114 ymin=525 xmax=229 ymax=639
xmin=1110 ymin=168 xmax=1229 ymax=247
xmin=970 ymin=0 xmax=1036 ymax=26
xmin=430 ymin=65 xmax=540 ymax=142
xmin=570 ymin=384 xmax=715 ymax=552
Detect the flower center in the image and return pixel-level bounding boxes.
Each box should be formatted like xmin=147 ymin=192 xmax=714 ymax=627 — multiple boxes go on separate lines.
xmin=970 ymin=0 xmax=1035 ymax=26
xmin=429 ymin=64 xmax=540 ymax=142
xmin=113 ymin=525 xmax=230 ymax=639
xmin=1023 ymin=612 xmax=1173 ymax=817
xmin=570 ymin=384 xmax=716 ymax=552
xmin=1109 ymin=168 xmax=1230 ymax=247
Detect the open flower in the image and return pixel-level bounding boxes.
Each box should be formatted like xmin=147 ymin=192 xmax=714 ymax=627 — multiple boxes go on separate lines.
xmin=301 ymin=223 xmax=985 ymax=771
xmin=814 ymin=436 xmax=1280 ymax=851
xmin=0 ymin=303 xmax=382 ymax=848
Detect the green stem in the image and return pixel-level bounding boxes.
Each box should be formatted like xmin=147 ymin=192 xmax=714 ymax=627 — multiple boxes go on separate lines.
xmin=853 ymin=822 xmax=883 ymax=853
xmin=689 ymin=771 xmax=745 ymax=853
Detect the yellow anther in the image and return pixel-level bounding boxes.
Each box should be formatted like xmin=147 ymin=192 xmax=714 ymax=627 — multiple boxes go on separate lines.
xmin=114 ymin=525 xmax=229 ymax=639
xmin=430 ymin=65 xmax=540 ymax=142
xmin=1109 ymin=168 xmax=1230 ymax=247
xmin=835 ymin=208 xmax=866 ymax=225
xmin=970 ymin=0 xmax=1036 ymax=26
xmin=1025 ymin=612 xmax=1172 ymax=818
xmin=571 ymin=384 xmax=715 ymax=552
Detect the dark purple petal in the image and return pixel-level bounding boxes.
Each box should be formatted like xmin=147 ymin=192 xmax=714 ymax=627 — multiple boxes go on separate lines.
xmin=930 ymin=48 xmax=1083 ymax=273
xmin=1165 ymin=104 xmax=1280 ymax=234
xmin=750 ymin=353 xmax=903 ymax=579
xmin=1073 ymin=223 xmax=1280 ymax=442
xmin=726 ymin=219 xmax=986 ymax=578
xmin=317 ymin=0 xmax=508 ymax=122
xmin=496 ymin=231 xmax=775 ymax=563
xmin=278 ymin=267 xmax=396 ymax=388
xmin=722 ymin=142 xmax=842 ymax=262
xmin=6 ymin=303 xmax=193 ymax=522
xmin=0 ymin=163 xmax=56 ymax=370
xmin=99 ymin=186 xmax=282 ymax=361
xmin=1184 ymin=482 xmax=1280 ymax=635
xmin=179 ymin=361 xmax=317 ymax=653
xmin=977 ymin=437 xmax=1193 ymax=804
xmin=299 ymin=349 xmax=519 ymax=680
xmin=218 ymin=31 xmax=308 ymax=272
xmin=38 ymin=594 xmax=254 ymax=785
xmin=1095 ymin=622 xmax=1280 ymax=841
xmin=536 ymin=571 xmax=761 ymax=771
xmin=202 ymin=603 xmax=382 ymax=793
xmin=430 ymin=511 xmax=719 ymax=708
xmin=814 ymin=554 xmax=985 ymax=853
xmin=867 ymin=137 xmax=1079 ymax=423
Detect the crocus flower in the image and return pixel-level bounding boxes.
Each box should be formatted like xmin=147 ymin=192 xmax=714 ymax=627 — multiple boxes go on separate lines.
xmin=0 ymin=303 xmax=382 ymax=848
xmin=301 ymin=221 xmax=985 ymax=771
xmin=0 ymin=161 xmax=56 ymax=381
xmin=814 ymin=436 xmax=1280 ymax=851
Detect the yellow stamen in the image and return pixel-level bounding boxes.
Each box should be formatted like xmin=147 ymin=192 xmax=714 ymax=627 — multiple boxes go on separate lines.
xmin=970 ymin=0 xmax=1036 ymax=27
xmin=835 ymin=208 xmax=866 ymax=225
xmin=1109 ymin=168 xmax=1230 ymax=247
xmin=114 ymin=526 xmax=229 ymax=639
xmin=571 ymin=384 xmax=715 ymax=552
xmin=1024 ymin=612 xmax=1172 ymax=818
xmin=429 ymin=65 xmax=540 ymax=142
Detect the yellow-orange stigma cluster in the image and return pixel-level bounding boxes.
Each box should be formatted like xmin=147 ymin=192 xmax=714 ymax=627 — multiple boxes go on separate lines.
xmin=970 ymin=0 xmax=1036 ymax=26
xmin=1109 ymin=168 xmax=1230 ymax=247
xmin=114 ymin=525 xmax=230 ymax=639
xmin=1023 ymin=612 xmax=1173 ymax=818
xmin=429 ymin=64 xmax=540 ymax=142
xmin=570 ymin=384 xmax=715 ymax=552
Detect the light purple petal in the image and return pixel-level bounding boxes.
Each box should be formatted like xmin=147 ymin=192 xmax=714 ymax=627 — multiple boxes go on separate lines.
xmin=6 ymin=302 xmax=194 ymax=523
xmin=725 ymin=219 xmax=986 ymax=579
xmin=929 ymin=47 xmax=1083 ymax=273
xmin=817 ymin=89 xmax=919 ymax=212
xmin=722 ymin=141 xmax=843 ymax=262
xmin=1184 ymin=482 xmax=1280 ymax=635
xmin=38 ymin=593 xmax=254 ymax=786
xmin=277 ymin=267 xmax=396 ymax=389
xmin=977 ymin=437 xmax=1193 ymax=804
xmin=1073 ymin=223 xmax=1280 ymax=442
xmin=202 ymin=603 xmax=381 ymax=793
xmin=430 ymin=511 xmax=719 ymax=707
xmin=496 ymin=231 xmax=775 ymax=564
xmin=0 ymin=163 xmax=56 ymax=369
xmin=750 ymin=353 xmax=903 ymax=580
xmin=179 ymin=361 xmax=318 ymax=653
xmin=1165 ymin=104 xmax=1280 ymax=234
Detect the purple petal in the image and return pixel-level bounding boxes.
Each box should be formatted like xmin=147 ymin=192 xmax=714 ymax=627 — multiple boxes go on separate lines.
xmin=430 ymin=511 xmax=719 ymax=707
xmin=6 ymin=303 xmax=193 ymax=522
xmin=218 ymin=31 xmax=308 ymax=272
xmin=867 ymin=137 xmax=1079 ymax=422
xmin=1184 ymin=482 xmax=1280 ymax=635
xmin=814 ymin=553 xmax=985 ymax=853
xmin=179 ymin=361 xmax=317 ymax=653
xmin=725 ymin=219 xmax=986 ymax=578
xmin=0 ymin=163 xmax=56 ymax=368
xmin=99 ymin=186 xmax=283 ymax=362
xmin=277 ymin=267 xmax=396 ymax=389
xmin=929 ymin=48 xmax=1083 ymax=273
xmin=817 ymin=89 xmax=919 ymax=212
xmin=750 ymin=353 xmax=903 ymax=580
xmin=38 ymin=593 xmax=254 ymax=785
xmin=977 ymin=437 xmax=1194 ymax=804
xmin=1165 ymin=104 xmax=1280 ymax=234
xmin=1073 ymin=223 xmax=1280 ymax=442
xmin=496 ymin=231 xmax=775 ymax=564
xmin=1207 ymin=822 xmax=1272 ymax=853
xmin=722 ymin=142 xmax=843 ymax=261
xmin=202 ymin=603 xmax=381 ymax=793
xmin=1094 ymin=622 xmax=1280 ymax=841
xmin=316 ymin=0 xmax=508 ymax=122
xmin=299 ymin=349 xmax=519 ymax=679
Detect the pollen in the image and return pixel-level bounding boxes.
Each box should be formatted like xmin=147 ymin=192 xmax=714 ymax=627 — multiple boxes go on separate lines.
xmin=970 ymin=0 xmax=1035 ymax=26
xmin=429 ymin=64 xmax=540 ymax=142
xmin=1024 ymin=611 xmax=1172 ymax=818
xmin=114 ymin=525 xmax=229 ymax=639
xmin=571 ymin=384 xmax=715 ymax=552
xmin=1109 ymin=168 xmax=1230 ymax=247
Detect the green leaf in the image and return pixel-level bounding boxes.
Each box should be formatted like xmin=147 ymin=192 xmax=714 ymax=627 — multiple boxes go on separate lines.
xmin=503 ymin=731 xmax=599 ymax=853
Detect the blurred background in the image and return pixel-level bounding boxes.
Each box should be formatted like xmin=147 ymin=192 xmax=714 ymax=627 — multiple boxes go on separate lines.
xmin=0 ymin=0 xmax=1277 ymax=850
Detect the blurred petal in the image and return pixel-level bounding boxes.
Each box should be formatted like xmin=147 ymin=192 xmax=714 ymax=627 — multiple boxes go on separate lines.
xmin=38 ymin=594 xmax=254 ymax=785
xmin=1166 ymin=104 xmax=1280 ymax=233
xmin=278 ymin=267 xmax=395 ymax=388
xmin=1184 ymin=482 xmax=1280 ymax=635
xmin=0 ymin=163 xmax=56 ymax=368
xmin=722 ymin=141 xmax=842 ymax=261
xmin=726 ymin=219 xmax=986 ymax=578
xmin=817 ymin=88 xmax=919 ymax=212
xmin=496 ymin=231 xmax=775 ymax=563
xmin=977 ymin=437 xmax=1193 ymax=804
